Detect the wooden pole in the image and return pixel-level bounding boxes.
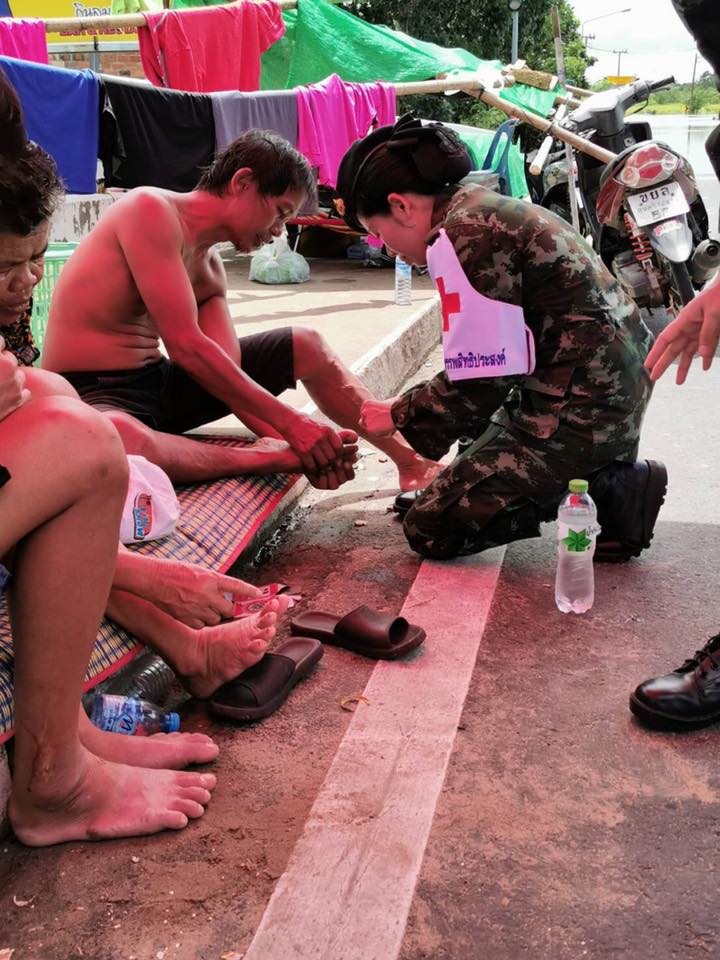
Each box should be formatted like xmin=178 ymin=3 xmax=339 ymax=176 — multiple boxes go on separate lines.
xmin=394 ymin=77 xmax=616 ymax=164
xmin=43 ymin=0 xmax=313 ymax=33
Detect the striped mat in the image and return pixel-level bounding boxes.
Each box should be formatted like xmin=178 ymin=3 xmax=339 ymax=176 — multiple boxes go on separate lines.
xmin=0 ymin=438 xmax=301 ymax=742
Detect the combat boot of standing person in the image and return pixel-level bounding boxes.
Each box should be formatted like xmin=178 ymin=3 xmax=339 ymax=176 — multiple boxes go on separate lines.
xmin=335 ymin=114 xmax=667 ymax=561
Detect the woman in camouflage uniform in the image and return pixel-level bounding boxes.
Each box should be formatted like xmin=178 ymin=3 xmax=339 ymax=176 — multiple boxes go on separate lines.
xmin=336 ymin=114 xmax=668 ymax=561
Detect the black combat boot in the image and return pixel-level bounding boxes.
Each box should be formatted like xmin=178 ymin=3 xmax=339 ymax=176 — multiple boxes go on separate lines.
xmin=590 ymin=459 xmax=668 ymax=562
xmin=630 ymin=634 xmax=720 ymax=730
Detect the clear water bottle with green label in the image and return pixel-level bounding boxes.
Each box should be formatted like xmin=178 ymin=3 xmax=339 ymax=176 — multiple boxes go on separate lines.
xmin=394 ymin=256 xmax=412 ymax=305
xmin=555 ymin=479 xmax=601 ymax=614
xmin=90 ymin=694 xmax=180 ymax=736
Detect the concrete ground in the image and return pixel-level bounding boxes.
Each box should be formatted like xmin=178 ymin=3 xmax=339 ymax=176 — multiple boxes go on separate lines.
xmin=1 ymin=255 xmax=719 ymax=960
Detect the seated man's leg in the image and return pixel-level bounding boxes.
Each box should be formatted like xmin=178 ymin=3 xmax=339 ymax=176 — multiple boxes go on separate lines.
xmin=402 ymin=426 xmax=571 ymax=560
xmin=0 ymin=398 xmax=216 ymax=846
xmin=289 ymin=328 xmax=441 ymax=492
xmin=62 ymin=361 xmax=309 ymax=484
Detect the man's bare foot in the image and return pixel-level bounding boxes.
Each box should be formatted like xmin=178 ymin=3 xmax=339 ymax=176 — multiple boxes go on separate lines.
xmin=178 ymin=597 xmax=289 ymax=699
xmin=78 ymin=708 xmax=219 ymax=770
xmin=9 ymin=747 xmax=217 ymax=847
xmin=249 ymin=437 xmax=304 ymax=473
xmin=397 ymin=454 xmax=443 ymax=492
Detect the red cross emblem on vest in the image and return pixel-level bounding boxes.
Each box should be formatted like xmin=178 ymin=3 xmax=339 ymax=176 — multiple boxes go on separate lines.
xmin=436 ymin=276 xmax=461 ymax=333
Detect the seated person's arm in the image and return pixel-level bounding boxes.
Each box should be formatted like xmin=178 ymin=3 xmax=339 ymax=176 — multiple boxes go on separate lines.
xmin=0 ymin=336 xmax=30 ymax=421
xmin=196 ymin=286 xmax=282 ymax=440
xmin=117 ymin=199 xmax=291 ymax=432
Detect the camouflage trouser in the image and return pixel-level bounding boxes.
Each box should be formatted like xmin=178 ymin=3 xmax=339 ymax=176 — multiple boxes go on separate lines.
xmin=403 ymin=423 xmax=635 ymax=560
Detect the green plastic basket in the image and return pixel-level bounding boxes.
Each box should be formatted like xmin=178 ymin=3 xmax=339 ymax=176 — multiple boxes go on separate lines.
xmin=31 ymin=242 xmax=79 ymax=354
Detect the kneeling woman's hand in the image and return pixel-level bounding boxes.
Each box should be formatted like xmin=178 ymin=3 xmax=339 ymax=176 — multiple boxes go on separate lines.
xmin=360 ymin=399 xmax=396 ymax=438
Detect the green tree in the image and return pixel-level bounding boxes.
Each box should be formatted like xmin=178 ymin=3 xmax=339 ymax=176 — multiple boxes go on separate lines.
xmin=345 ymin=0 xmax=594 ymax=125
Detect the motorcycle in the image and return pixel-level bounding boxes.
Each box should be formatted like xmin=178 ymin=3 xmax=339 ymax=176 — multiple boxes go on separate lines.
xmin=525 ymin=77 xmax=720 ymax=315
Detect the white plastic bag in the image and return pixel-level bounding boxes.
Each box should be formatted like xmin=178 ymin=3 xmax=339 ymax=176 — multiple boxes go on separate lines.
xmin=120 ymin=455 xmax=180 ymax=544
xmin=249 ymin=232 xmax=310 ymax=285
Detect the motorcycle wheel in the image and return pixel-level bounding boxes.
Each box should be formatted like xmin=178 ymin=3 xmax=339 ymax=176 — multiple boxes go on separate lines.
xmin=669 ymin=261 xmax=696 ymax=307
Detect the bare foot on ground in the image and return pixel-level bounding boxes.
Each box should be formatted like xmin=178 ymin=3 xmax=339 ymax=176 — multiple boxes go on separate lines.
xmin=397 ymin=454 xmax=443 ymax=492
xmin=252 ymin=435 xmax=358 ymax=489
xmin=178 ymin=597 xmax=289 ymax=699
xmin=78 ymin=708 xmax=219 ymax=769
xmin=9 ymin=747 xmax=217 ymax=847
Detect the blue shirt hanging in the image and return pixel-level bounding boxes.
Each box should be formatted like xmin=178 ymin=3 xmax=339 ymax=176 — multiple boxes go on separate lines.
xmin=0 ymin=55 xmax=99 ymax=194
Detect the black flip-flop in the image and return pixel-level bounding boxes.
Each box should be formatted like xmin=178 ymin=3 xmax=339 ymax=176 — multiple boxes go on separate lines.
xmin=290 ymin=605 xmax=425 ymax=660
xmin=208 ymin=637 xmax=323 ymax=722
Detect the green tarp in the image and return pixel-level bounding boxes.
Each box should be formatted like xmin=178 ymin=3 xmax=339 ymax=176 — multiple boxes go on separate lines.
xmin=261 ymin=0 xmax=501 ymax=90
xmin=260 ymin=0 xmax=564 ymax=123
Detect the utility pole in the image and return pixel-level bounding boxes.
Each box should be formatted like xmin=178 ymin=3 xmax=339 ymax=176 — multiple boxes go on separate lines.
xmin=551 ymin=5 xmax=580 ymax=232
xmin=689 ymin=51 xmax=699 ymax=114
xmin=508 ymin=0 xmax=523 ymax=65
xmin=613 ymin=49 xmax=629 ymax=76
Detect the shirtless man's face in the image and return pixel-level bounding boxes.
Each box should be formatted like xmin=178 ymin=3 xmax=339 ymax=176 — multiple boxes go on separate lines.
xmin=0 ymin=222 xmax=49 ymax=325
xmin=225 ymin=172 xmax=305 ymax=253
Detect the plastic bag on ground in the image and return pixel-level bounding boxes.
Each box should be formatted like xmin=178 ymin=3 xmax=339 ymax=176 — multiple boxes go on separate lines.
xmin=249 ymin=233 xmax=310 ymax=284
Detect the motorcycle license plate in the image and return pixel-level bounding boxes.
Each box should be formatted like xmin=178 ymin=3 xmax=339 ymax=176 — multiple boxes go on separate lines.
xmin=627 ymin=181 xmax=689 ymax=226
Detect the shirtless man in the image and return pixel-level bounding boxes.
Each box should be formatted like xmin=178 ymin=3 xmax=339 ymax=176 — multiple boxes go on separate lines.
xmin=41 ymin=131 xmax=438 ymax=492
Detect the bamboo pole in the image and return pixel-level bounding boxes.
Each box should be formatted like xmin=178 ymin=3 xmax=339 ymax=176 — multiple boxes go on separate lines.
xmin=566 ymin=83 xmax=593 ymax=98
xmin=394 ymin=76 xmax=616 ymax=164
xmin=43 ymin=0 xmax=313 ymax=33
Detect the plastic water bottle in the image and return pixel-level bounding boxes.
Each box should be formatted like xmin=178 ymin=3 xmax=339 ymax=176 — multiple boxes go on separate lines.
xmin=555 ymin=479 xmax=600 ymax=614
xmin=90 ymin=694 xmax=180 ymax=736
xmin=394 ymin=256 xmax=412 ymax=305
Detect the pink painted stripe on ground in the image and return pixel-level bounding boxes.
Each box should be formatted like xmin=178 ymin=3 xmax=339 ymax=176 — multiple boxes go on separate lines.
xmin=243 ymin=548 xmax=506 ymax=960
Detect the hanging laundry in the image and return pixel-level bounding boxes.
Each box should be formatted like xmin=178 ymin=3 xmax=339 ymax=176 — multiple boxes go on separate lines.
xmin=99 ymin=76 xmax=215 ymax=192
xmin=0 ymin=18 xmax=48 ymax=64
xmin=296 ymin=74 xmax=396 ymax=189
xmin=0 ymin=56 xmax=98 ymax=193
xmin=210 ymin=88 xmax=297 ymax=152
xmin=139 ymin=1 xmax=285 ymax=93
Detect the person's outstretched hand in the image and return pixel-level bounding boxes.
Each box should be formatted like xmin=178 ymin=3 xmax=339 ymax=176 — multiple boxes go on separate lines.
xmin=0 ymin=337 xmax=30 ymax=422
xmin=645 ymin=282 xmax=720 ymax=384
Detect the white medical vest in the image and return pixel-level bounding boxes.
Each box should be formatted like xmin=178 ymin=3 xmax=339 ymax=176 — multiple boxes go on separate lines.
xmin=426 ymin=228 xmax=536 ymax=382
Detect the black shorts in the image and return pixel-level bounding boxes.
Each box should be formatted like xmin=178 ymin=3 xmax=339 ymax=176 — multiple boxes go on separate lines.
xmin=0 ymin=465 xmax=8 ymax=490
xmin=60 ymin=328 xmax=296 ymax=434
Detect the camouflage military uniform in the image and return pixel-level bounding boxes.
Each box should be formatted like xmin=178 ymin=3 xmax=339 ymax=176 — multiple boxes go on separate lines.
xmin=393 ymin=184 xmax=654 ymax=559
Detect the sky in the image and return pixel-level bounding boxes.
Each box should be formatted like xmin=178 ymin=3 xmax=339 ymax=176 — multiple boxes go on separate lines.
xmin=565 ymin=0 xmax=711 ymax=84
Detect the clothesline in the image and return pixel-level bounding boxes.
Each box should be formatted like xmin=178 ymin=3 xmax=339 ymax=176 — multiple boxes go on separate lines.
xmin=41 ymin=0 xmax=335 ymax=33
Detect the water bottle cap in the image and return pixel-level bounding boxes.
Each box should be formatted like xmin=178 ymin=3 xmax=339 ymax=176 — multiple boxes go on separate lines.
xmin=164 ymin=712 xmax=180 ymax=733
xmin=568 ymin=479 xmax=589 ymax=494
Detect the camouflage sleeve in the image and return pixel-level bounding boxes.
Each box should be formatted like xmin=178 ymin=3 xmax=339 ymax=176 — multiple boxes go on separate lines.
xmin=391 ymin=370 xmax=516 ymax=461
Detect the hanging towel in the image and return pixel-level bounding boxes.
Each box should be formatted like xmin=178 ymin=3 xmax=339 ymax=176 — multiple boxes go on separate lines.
xmin=100 ymin=76 xmax=216 ymax=191
xmin=139 ymin=1 xmax=285 ymax=93
xmin=0 ymin=56 xmax=98 ymax=193
xmin=210 ymin=88 xmax=297 ymax=152
xmin=0 ymin=18 xmax=48 ymax=64
xmin=296 ymin=73 xmax=396 ymax=189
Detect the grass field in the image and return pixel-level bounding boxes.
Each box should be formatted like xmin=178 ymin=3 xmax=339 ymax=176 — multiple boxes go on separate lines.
xmin=645 ymin=101 xmax=720 ymax=115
